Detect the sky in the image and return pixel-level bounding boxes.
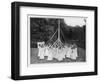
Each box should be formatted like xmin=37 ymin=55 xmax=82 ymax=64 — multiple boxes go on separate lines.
xmin=64 ymin=17 xmax=86 ymax=27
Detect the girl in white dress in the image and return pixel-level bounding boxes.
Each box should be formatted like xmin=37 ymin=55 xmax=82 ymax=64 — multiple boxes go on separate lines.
xmin=46 ymin=47 xmax=53 ymax=60
xmin=70 ymin=44 xmax=78 ymax=60
xmin=65 ymin=46 xmax=72 ymax=58
xmin=37 ymin=42 xmax=45 ymax=59
xmin=44 ymin=45 xmax=49 ymax=57
xmin=70 ymin=48 xmax=78 ymax=60
xmin=57 ymin=47 xmax=64 ymax=61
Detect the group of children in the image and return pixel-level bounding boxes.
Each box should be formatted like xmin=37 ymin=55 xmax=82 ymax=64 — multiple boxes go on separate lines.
xmin=37 ymin=42 xmax=78 ymax=61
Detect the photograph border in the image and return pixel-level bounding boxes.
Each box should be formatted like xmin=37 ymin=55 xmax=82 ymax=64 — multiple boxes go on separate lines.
xmin=11 ymin=1 xmax=98 ymax=80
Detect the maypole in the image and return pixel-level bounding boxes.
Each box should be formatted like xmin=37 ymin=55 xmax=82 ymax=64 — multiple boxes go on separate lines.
xmin=49 ymin=19 xmax=64 ymax=49
xmin=58 ymin=19 xmax=60 ymax=41
xmin=37 ymin=19 xmax=78 ymax=61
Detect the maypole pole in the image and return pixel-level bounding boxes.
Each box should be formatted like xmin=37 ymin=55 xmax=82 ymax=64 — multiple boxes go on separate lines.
xmin=57 ymin=19 xmax=63 ymax=48
xmin=58 ymin=19 xmax=60 ymax=41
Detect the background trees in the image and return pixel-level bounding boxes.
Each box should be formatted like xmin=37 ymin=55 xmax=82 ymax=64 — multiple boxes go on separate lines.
xmin=30 ymin=18 xmax=86 ymax=49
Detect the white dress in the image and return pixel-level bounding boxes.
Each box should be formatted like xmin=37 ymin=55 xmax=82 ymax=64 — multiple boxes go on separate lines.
xmin=66 ymin=47 xmax=72 ymax=58
xmin=52 ymin=48 xmax=57 ymax=59
xmin=46 ymin=48 xmax=53 ymax=60
xmin=37 ymin=42 xmax=45 ymax=59
xmin=70 ymin=48 xmax=78 ymax=60
xmin=60 ymin=48 xmax=66 ymax=59
xmin=55 ymin=48 xmax=64 ymax=61
xmin=64 ymin=46 xmax=69 ymax=58
xmin=44 ymin=46 xmax=49 ymax=56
